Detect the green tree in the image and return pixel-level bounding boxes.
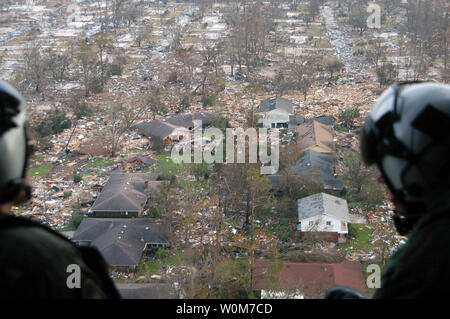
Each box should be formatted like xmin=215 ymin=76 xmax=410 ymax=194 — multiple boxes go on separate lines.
xmin=339 ymin=108 xmax=360 ymax=127
xmin=338 ymin=151 xmax=387 ymax=209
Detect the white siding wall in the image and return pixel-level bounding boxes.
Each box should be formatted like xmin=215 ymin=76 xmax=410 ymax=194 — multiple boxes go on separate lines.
xmin=298 ymin=215 xmax=348 ymax=234
xmin=260 ymin=110 xmax=291 ymax=128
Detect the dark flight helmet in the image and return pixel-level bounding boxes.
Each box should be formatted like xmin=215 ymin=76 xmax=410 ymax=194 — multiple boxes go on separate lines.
xmin=0 ymin=80 xmax=31 ymax=204
xmin=361 ymin=81 xmax=450 ymax=234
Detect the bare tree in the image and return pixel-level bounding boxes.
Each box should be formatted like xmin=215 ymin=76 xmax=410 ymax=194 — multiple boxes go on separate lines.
xmin=323 ymin=55 xmax=344 ymax=81
xmin=75 ymin=39 xmax=99 ymax=97
xmin=93 ymin=31 xmax=113 ymax=88
xmin=143 ymin=86 xmax=166 ymax=120
xmin=348 ymin=2 xmax=369 ymax=36
xmin=104 ymin=100 xmax=145 ymax=157
xmin=289 ymin=54 xmax=318 ymax=101
xmin=306 ymin=0 xmax=320 ymax=25
xmin=21 ymin=42 xmax=49 ymax=94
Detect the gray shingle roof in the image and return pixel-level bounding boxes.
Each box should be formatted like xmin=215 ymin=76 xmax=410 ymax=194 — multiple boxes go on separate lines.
xmin=72 ymin=218 xmax=169 ymax=267
xmin=135 ymin=120 xmax=180 ymax=139
xmin=258 ymin=97 xmax=294 ymax=114
xmin=90 ymin=173 xmax=160 ymax=213
xmin=306 ymin=115 xmax=335 ymax=126
xmin=291 ymin=150 xmax=343 ymax=190
xmin=289 ymin=114 xmax=307 ymax=125
xmin=297 ymin=193 xmax=350 ymax=221
xmin=136 ymin=112 xmax=213 ymax=139
xmin=165 ymin=112 xmax=213 ymax=128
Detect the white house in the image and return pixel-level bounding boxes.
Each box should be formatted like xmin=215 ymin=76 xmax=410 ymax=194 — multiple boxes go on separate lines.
xmin=260 ymin=108 xmax=291 ymax=128
xmin=297 ymin=193 xmax=350 ymax=235
xmin=257 ymin=97 xmax=302 ymax=129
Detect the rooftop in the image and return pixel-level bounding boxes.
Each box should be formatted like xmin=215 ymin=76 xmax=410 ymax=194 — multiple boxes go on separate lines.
xmin=297 ymin=192 xmax=350 ymax=221
xmin=72 ymin=218 xmax=169 ymax=268
xmin=258 ymin=97 xmax=295 ymax=114
xmin=254 ymin=259 xmax=365 ymax=298
xmin=90 ymin=173 xmax=160 ymax=213
xmin=291 ymin=150 xmax=343 ymax=190
xmin=296 ymin=120 xmax=335 ymax=153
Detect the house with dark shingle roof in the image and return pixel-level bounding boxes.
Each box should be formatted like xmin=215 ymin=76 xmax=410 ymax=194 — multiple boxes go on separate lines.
xmin=253 ymin=259 xmax=365 ymax=299
xmin=72 ymin=218 xmax=169 ymax=272
xmin=297 ymin=193 xmax=351 ymax=241
xmin=268 ymin=150 xmax=342 ymax=192
xmin=291 ymin=150 xmax=343 ymax=191
xmin=88 ymin=173 xmax=163 ymax=217
xmin=135 ymin=112 xmax=213 ymax=141
xmin=135 ymin=120 xmax=188 ymax=141
xmin=165 ymin=112 xmax=213 ymax=129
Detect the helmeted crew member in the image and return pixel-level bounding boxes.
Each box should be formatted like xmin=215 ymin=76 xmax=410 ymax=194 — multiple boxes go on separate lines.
xmin=0 ymin=80 xmax=120 ymax=299
xmin=327 ymin=81 xmax=450 ymax=298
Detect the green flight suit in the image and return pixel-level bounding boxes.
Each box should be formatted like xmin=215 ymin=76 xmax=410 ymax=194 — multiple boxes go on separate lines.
xmin=0 ymin=213 xmax=120 ymax=299
xmin=375 ymin=210 xmax=450 ymax=298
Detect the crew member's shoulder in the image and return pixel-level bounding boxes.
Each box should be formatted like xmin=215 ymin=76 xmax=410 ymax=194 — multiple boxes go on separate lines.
xmin=0 ymin=224 xmax=114 ymax=298
xmin=0 ymin=224 xmax=81 ymax=260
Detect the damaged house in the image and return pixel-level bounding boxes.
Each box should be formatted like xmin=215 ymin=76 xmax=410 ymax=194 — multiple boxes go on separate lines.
xmin=297 ymin=192 xmax=351 ymax=242
xmin=72 ymin=218 xmax=169 ymax=272
xmin=268 ymin=150 xmax=342 ymax=192
xmin=257 ymin=97 xmax=304 ymax=129
xmin=135 ymin=112 xmax=213 ymax=142
xmin=296 ymin=120 xmax=335 ymax=154
xmin=291 ymin=150 xmax=343 ymax=191
xmin=88 ymin=173 xmax=163 ymax=217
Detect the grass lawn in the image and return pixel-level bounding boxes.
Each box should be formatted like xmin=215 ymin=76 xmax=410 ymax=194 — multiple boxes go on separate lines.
xmin=57 ymin=224 xmax=76 ymax=232
xmin=86 ymin=158 xmax=116 ymax=168
xmin=310 ymin=38 xmax=331 ymax=48
xmin=184 ymin=35 xmax=199 ymax=43
xmin=28 ymin=162 xmax=52 ymax=177
xmin=337 ymin=223 xmax=375 ymax=250
xmin=156 ymin=153 xmax=191 ymax=176
xmin=33 ymin=154 xmax=45 ymax=163
xmin=135 ymin=251 xmax=183 ymax=277
xmin=307 ymin=24 xmax=324 ymax=37
xmin=119 ymin=148 xmax=148 ymax=156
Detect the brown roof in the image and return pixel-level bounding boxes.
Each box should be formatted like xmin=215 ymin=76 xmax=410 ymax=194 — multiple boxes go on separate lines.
xmin=253 ymin=259 xmax=365 ymax=298
xmin=296 ymin=121 xmax=335 ymax=153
